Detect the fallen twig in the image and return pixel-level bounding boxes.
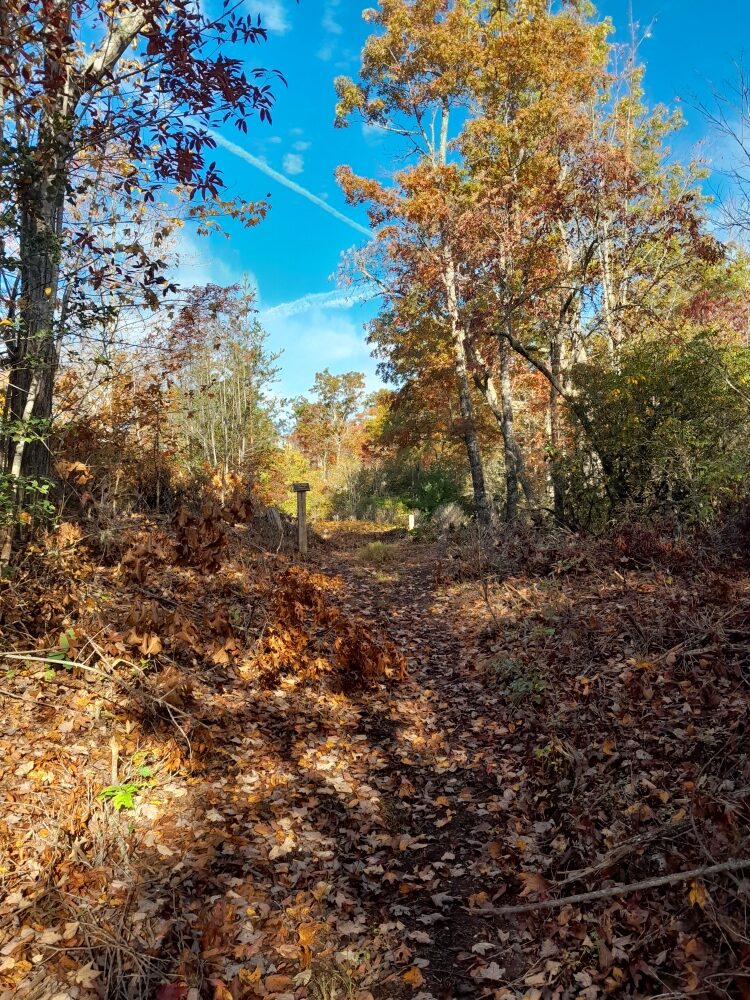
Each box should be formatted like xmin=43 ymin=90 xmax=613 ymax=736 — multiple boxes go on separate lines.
xmin=0 ymin=687 xmax=61 ymax=711
xmin=496 ymin=859 xmax=750 ymax=915
xmin=557 ymin=818 xmax=691 ymax=886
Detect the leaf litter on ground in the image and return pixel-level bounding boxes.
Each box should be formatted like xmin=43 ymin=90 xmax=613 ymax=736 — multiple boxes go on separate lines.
xmin=0 ymin=513 xmax=749 ymax=999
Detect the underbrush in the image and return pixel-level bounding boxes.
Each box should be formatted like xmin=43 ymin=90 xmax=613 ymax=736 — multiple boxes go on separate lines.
xmin=356 ymin=541 xmax=397 ymax=566
xmin=460 ymin=518 xmax=750 ymax=995
xmin=3 ymin=498 xmax=749 ymax=998
xmin=432 ymin=508 xmax=750 ymax=588
xmin=0 ymin=495 xmax=406 ymax=998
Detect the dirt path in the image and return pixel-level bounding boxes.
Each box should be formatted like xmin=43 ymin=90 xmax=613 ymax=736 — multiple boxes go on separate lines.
xmin=308 ymin=527 xmax=526 ymax=997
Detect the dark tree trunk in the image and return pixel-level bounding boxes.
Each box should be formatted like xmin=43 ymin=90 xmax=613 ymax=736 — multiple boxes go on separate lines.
xmin=469 ymin=334 xmax=535 ymax=522
xmin=3 ymin=3 xmax=146 ymax=485
xmin=548 ymin=330 xmax=566 ymax=524
xmin=443 ymin=253 xmax=493 ymax=526
xmin=5 ymin=167 xmax=64 ymax=481
xmin=454 ymin=343 xmax=492 ymax=525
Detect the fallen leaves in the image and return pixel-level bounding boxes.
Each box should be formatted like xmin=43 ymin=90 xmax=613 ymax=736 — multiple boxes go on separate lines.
xmin=1 ymin=522 xmax=749 ymax=999
xmin=476 ymin=961 xmax=505 ymax=982
xmin=402 ymin=966 xmax=425 ymax=988
xmin=518 ymin=871 xmax=550 ymax=899
xmin=688 ymin=880 xmax=709 ymax=909
xmin=264 ymin=973 xmax=293 ymax=992
xmin=71 ymin=963 xmax=100 ymax=988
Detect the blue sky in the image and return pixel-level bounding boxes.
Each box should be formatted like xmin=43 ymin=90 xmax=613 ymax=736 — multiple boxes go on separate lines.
xmin=171 ymin=0 xmax=750 ymax=399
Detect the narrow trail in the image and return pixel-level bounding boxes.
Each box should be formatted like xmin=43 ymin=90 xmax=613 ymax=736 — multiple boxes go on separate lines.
xmin=308 ymin=527 xmax=526 ymax=996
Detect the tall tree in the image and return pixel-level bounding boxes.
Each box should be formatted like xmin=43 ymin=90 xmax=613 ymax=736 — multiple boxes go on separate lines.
xmin=0 ymin=0 xmax=287 ymax=480
xmin=166 ymin=282 xmax=282 ymax=484
xmin=335 ymin=0 xmax=494 ymax=524
xmin=451 ymin=1 xmax=715 ymax=519
xmin=292 ymin=370 xmax=367 ymax=479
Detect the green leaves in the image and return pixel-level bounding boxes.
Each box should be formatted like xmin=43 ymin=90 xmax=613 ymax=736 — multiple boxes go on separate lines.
xmin=0 ymin=473 xmax=56 ymax=530
xmin=98 ymin=783 xmax=141 ymax=812
xmin=45 ymin=629 xmax=77 ymax=671
xmin=567 ymin=332 xmax=750 ymax=526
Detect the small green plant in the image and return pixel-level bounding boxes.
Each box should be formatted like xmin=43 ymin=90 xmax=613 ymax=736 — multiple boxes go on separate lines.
xmin=42 ymin=629 xmax=77 ymax=681
xmin=530 ymin=625 xmax=556 ymax=638
xmin=47 ymin=628 xmax=77 ymax=665
xmin=488 ymin=657 xmax=547 ymax=706
xmin=532 ymin=739 xmax=572 ymax=776
xmin=98 ymin=752 xmax=157 ymax=811
xmin=98 ymin=783 xmax=141 ymax=811
xmin=309 ymin=966 xmax=359 ymax=1000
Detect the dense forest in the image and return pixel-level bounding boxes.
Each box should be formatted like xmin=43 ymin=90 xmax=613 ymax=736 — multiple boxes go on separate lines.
xmin=1 ymin=2 xmax=750 ymax=999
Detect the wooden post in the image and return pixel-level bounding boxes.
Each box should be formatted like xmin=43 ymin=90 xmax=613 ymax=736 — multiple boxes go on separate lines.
xmin=292 ymin=482 xmax=310 ymax=555
xmin=408 ymin=511 xmax=416 ymax=532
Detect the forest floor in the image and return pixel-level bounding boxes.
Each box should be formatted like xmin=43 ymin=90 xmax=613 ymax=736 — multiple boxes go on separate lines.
xmin=0 ymin=513 xmax=749 ymax=1000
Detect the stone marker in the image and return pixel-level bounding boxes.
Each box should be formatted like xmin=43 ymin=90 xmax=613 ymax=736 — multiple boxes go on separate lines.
xmin=292 ymin=482 xmax=311 ymax=555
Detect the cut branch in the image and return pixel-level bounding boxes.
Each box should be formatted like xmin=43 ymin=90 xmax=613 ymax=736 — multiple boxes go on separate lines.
xmin=495 ymin=859 xmax=750 ymax=916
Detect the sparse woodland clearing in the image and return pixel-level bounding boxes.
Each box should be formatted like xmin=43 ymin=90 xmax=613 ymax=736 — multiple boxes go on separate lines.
xmin=1 ymin=514 xmax=749 ymax=1000
xmin=4 ymin=2 xmax=750 ymax=997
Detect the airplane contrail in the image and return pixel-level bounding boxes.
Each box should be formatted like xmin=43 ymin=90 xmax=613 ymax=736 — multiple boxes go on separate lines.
xmin=261 ymin=286 xmax=377 ymax=321
xmin=205 ymin=129 xmax=372 ymax=239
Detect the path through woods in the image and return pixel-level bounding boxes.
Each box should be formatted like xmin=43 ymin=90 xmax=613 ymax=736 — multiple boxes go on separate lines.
xmin=1 ymin=519 xmax=749 ymax=999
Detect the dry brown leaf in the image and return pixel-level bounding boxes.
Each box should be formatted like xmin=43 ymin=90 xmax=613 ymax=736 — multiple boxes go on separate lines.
xmin=518 ymin=871 xmax=550 ymax=898
xmin=265 ymin=975 xmax=293 ymax=992
xmin=688 ymin=880 xmax=709 ymax=909
xmin=72 ymin=962 xmax=101 ymax=988
xmin=403 ymin=967 xmax=425 ymax=988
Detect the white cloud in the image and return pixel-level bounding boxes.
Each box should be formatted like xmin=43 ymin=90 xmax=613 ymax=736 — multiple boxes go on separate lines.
xmin=206 ymin=128 xmax=371 ymax=238
xmin=261 ymin=285 xmax=377 ymax=321
xmin=169 ymin=229 xmax=243 ymax=289
xmin=282 ymin=152 xmax=304 ymax=175
xmin=263 ymin=307 xmax=381 ymax=398
xmin=304 ymin=318 xmax=362 ymax=360
xmin=322 ymin=0 xmax=343 ymax=35
xmin=252 ymin=0 xmax=290 ymax=34
xmin=169 ymin=226 xmax=263 ymax=296
xmin=361 ymin=122 xmax=384 ymax=146
xmin=317 ymin=0 xmax=342 ymax=60
xmin=292 ymin=140 xmax=311 ymax=152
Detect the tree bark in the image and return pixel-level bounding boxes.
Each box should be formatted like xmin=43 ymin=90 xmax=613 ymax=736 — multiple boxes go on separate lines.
xmin=468 ymin=335 xmax=534 ymax=521
xmin=437 ymin=102 xmax=492 ymax=526
xmin=4 ymin=5 xmax=148 ymax=481
xmin=1 ymin=376 xmax=39 ymax=566
xmin=443 ymin=252 xmax=493 ymax=526
xmin=548 ymin=328 xmax=566 ymax=524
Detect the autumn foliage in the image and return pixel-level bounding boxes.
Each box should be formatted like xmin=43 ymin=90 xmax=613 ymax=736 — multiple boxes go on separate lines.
xmin=3 ymin=2 xmax=750 ymax=999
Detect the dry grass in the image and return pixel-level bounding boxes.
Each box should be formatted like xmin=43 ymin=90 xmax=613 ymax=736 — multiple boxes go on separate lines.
xmin=356 ymin=541 xmax=397 ymax=566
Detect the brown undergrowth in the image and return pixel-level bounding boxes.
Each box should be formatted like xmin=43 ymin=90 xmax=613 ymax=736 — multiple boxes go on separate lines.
xmin=0 ymin=504 xmax=405 ymax=1000
xmin=0 ymin=512 xmax=748 ymax=1000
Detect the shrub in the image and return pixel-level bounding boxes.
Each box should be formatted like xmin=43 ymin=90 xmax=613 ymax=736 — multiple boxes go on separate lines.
xmin=357 ymin=540 xmax=396 ymax=564
xmin=564 ymin=333 xmax=750 ymax=528
xmin=331 ymin=457 xmax=468 ymax=522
